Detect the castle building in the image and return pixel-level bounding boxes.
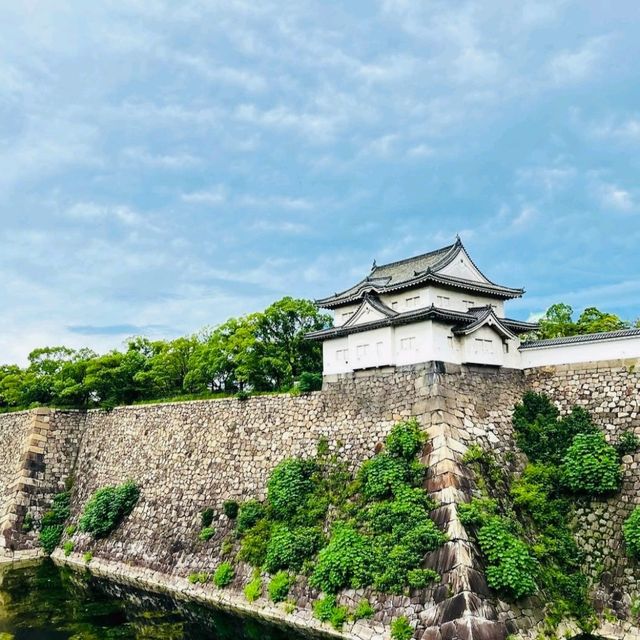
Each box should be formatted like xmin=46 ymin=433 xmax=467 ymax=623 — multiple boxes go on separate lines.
xmin=306 ymin=238 xmax=640 ymax=375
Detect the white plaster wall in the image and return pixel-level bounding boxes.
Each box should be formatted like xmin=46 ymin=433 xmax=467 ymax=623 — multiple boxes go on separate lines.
xmin=520 ymin=335 xmax=640 ymax=368
xmin=348 ymin=327 xmax=394 ymax=371
xmin=461 ymin=325 xmax=504 ymax=366
xmin=394 ymin=321 xmax=433 ymax=367
xmin=322 ymin=337 xmax=349 ymax=375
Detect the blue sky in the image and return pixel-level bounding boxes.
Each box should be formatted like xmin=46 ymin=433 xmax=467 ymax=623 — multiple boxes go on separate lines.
xmin=1 ymin=1 xmax=639 ymax=364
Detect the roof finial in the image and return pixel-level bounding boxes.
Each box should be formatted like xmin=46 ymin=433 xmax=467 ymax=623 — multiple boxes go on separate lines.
xmin=371 ymin=259 xmax=377 ymax=270
xmin=455 ymin=233 xmax=461 ymax=244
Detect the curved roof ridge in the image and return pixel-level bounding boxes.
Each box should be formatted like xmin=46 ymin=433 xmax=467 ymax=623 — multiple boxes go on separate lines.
xmin=371 ymin=241 xmax=456 ymax=272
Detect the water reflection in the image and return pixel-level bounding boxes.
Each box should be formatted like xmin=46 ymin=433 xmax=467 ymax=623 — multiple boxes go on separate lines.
xmin=0 ymin=560 xmax=321 ymax=639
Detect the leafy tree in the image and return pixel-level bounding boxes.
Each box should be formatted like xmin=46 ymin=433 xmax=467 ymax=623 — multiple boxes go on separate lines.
xmin=536 ymin=303 xmax=630 ymax=340
xmin=575 ymin=307 xmax=628 ymax=334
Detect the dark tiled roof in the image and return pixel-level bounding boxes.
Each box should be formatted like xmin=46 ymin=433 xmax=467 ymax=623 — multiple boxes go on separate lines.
xmin=519 ymin=328 xmax=640 ymax=349
xmin=306 ymin=303 xmax=536 ymax=341
xmin=316 ymin=239 xmax=524 ymax=308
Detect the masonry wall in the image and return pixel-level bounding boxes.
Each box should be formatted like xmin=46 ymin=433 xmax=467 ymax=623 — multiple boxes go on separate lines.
xmin=0 ymin=358 xmax=638 ymax=640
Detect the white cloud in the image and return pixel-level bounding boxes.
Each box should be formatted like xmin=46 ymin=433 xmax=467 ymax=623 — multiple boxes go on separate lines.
xmin=181 ymin=186 xmax=227 ymax=205
xmin=599 ymin=183 xmax=635 ymax=213
xmin=548 ymin=36 xmax=608 ymax=84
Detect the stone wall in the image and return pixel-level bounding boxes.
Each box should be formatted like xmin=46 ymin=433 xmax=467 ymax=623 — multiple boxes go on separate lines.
xmin=525 ymin=358 xmax=640 ymax=630
xmin=0 ymin=358 xmax=639 ymax=640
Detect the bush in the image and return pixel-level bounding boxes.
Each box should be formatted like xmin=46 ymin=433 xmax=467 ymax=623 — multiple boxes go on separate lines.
xmin=237 ymin=500 xmax=265 ymax=534
xmin=223 ymin=500 xmax=239 ymax=519
xmin=313 ymin=594 xmax=349 ymax=630
xmin=244 ymin=575 xmax=262 ymax=602
xmin=236 ymin=390 xmax=250 ymax=401
xmin=298 ymin=372 xmax=322 ymax=393
xmin=476 ymin=517 xmax=537 ymax=599
xmin=213 ymin=562 xmax=234 ymax=588
xmin=391 ymin=616 xmax=413 ymax=640
xmin=358 ymin=454 xmax=423 ymax=500
xmin=199 ymin=527 xmax=215 ymax=542
xmin=41 ymin=491 xmax=71 ymax=527
xmin=407 ymin=568 xmax=439 ymax=589
xmin=353 ymin=599 xmax=374 ymax=620
xmin=458 ymin=498 xmax=497 ymax=528
xmin=264 ymin=525 xmax=322 ymax=573
xmin=268 ymin=571 xmax=293 ymax=602
xmin=39 ymin=525 xmax=64 ymax=554
xmin=310 ymin=524 xmax=373 ymax=593
xmin=63 ymin=541 xmax=74 ymax=557
xmin=200 ymin=507 xmax=214 ymax=527
xmin=267 ymin=459 xmax=315 ymax=520
xmin=79 ymin=481 xmax=139 ymax=538
xmin=386 ymin=419 xmax=426 ymax=460
xmin=616 ymin=431 xmax=640 ymax=457
xmin=561 ymin=432 xmax=621 ymax=496
xmin=624 ymin=507 xmax=640 ymax=558
xmin=188 ymin=572 xmax=209 ymax=584
xmin=238 ymin=518 xmax=272 ymax=567
xmin=83 ymin=552 xmax=93 ymax=564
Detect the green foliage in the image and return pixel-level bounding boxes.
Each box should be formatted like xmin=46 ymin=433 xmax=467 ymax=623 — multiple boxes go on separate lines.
xmin=390 ymin=616 xmax=414 ymax=640
xmin=244 ymin=575 xmax=262 ymax=602
xmin=358 ymin=454 xmax=423 ymax=500
xmin=267 ymin=458 xmax=315 ymax=520
xmin=238 ymin=518 xmax=272 ymax=567
xmin=41 ymin=491 xmax=71 ymax=527
xmin=268 ymin=571 xmax=293 ymax=603
xmin=476 ymin=517 xmax=538 ymax=599
xmin=298 ymin=372 xmax=322 ymax=392
xmin=385 ymin=419 xmax=426 ymax=460
xmin=623 ymin=507 xmax=640 ymax=558
xmin=616 ymin=430 xmax=640 ymax=457
xmin=83 ymin=552 xmax=93 ymax=564
xmin=65 ymin=525 xmax=76 ymax=536
xmin=561 ymin=432 xmax=621 ymax=495
xmin=534 ymin=303 xmax=629 ymax=340
xmin=199 ymin=527 xmax=216 ymax=542
xmin=63 ymin=541 xmax=74 ymax=557
xmin=264 ymin=525 xmax=322 ymax=573
xmin=21 ymin=513 xmax=34 ymax=533
xmin=313 ymin=594 xmax=349 ymax=630
xmin=237 ymin=500 xmax=265 ymax=534
xmin=236 ymin=390 xmax=250 ymax=401
xmin=513 ymin=392 xmax=597 ymax=464
xmin=39 ymin=525 xmax=64 ymax=554
xmin=188 ymin=572 xmax=209 ymax=584
xmin=353 ymin=599 xmax=375 ymax=620
xmin=458 ymin=498 xmax=497 ymax=528
xmin=200 ymin=507 xmax=214 ymax=527
xmin=223 ymin=500 xmax=239 ymax=519
xmin=310 ymin=524 xmax=374 ymax=593
xmin=0 ymin=297 xmax=330 ymax=412
xmin=78 ymin=481 xmax=139 ymax=538
xmin=213 ymin=562 xmax=234 ymax=588
xmin=407 ymin=569 xmax=439 ymax=589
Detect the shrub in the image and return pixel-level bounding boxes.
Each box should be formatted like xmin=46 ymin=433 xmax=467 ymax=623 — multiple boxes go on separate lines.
xmin=63 ymin=541 xmax=74 ymax=557
xmin=264 ymin=525 xmax=322 ymax=573
xmin=386 ymin=419 xmax=426 ymax=460
xmin=236 ymin=390 xmax=250 ymax=401
xmin=407 ymin=568 xmax=439 ymax=589
xmin=476 ymin=517 xmax=537 ymax=599
xmin=298 ymin=372 xmax=322 ymax=392
xmin=188 ymin=572 xmax=209 ymax=584
xmin=268 ymin=571 xmax=293 ymax=602
xmin=244 ymin=575 xmax=262 ymax=602
xmin=561 ymin=432 xmax=621 ymax=496
xmin=79 ymin=481 xmax=139 ymax=538
xmin=358 ymin=454 xmax=421 ymax=500
xmin=310 ymin=524 xmax=373 ymax=593
xmin=267 ymin=459 xmax=315 ymax=520
xmin=237 ymin=500 xmax=265 ymax=534
xmin=283 ymin=600 xmax=296 ymax=614
xmin=200 ymin=507 xmax=214 ymax=528
xmin=624 ymin=507 xmax=640 ymax=558
xmin=223 ymin=500 xmax=239 ymax=519
xmin=353 ymin=599 xmax=374 ymax=620
xmin=213 ymin=562 xmax=234 ymax=588
xmin=238 ymin=518 xmax=272 ymax=567
xmin=39 ymin=525 xmax=64 ymax=554
xmin=199 ymin=526 xmax=215 ymax=542
xmin=616 ymin=431 xmax=640 ymax=457
xmin=391 ymin=616 xmax=413 ymax=640
xmin=83 ymin=552 xmax=93 ymax=564
xmin=313 ymin=594 xmax=349 ymax=630
xmin=65 ymin=525 xmax=76 ymax=536
xmin=458 ymin=498 xmax=497 ymax=528
xmin=41 ymin=491 xmax=71 ymax=527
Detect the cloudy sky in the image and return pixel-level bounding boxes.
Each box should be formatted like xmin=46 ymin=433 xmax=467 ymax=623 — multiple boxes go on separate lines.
xmin=1 ymin=1 xmax=639 ymax=364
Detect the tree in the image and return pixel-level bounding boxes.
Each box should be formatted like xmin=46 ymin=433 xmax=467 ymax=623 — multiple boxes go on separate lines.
xmin=575 ymin=307 xmax=628 ymax=335
xmin=537 ymin=303 xmax=576 ymax=339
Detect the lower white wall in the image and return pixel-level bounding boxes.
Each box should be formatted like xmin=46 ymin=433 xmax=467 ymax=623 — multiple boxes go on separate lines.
xmin=520 ymin=334 xmax=640 ymax=368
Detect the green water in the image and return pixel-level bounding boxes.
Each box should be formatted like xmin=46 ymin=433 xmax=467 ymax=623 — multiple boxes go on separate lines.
xmin=0 ymin=561 xmax=317 ymax=639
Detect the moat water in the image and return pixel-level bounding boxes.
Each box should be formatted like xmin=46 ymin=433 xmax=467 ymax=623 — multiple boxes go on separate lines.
xmin=0 ymin=560 xmax=314 ymax=639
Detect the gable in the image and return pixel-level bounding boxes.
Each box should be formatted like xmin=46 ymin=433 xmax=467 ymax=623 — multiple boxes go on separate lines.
xmin=435 ymin=246 xmax=492 ymax=285
xmin=344 ymin=298 xmax=392 ymax=327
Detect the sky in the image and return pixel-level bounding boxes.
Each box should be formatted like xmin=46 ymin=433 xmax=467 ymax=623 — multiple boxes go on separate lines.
xmin=1 ymin=1 xmax=639 ymax=365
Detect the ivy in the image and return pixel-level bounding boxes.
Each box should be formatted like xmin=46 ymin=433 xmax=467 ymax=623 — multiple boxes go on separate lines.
xmin=38 ymin=490 xmax=71 ymax=554
xmin=561 ymin=432 xmax=621 ymax=496
xmin=267 ymin=459 xmax=315 ymax=520
xmin=237 ymin=500 xmax=265 ymax=534
xmin=78 ymin=481 xmax=139 ymax=538
xmin=623 ymin=507 xmax=640 ymax=558
xmin=385 ymin=418 xmax=426 ymax=460
xmin=263 ymin=525 xmax=323 ymax=573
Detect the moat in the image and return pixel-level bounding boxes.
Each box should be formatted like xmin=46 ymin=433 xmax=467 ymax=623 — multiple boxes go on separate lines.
xmin=0 ymin=560 xmax=315 ymax=640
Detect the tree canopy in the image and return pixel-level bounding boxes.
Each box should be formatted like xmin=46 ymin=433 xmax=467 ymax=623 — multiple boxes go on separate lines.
xmin=534 ymin=303 xmax=637 ymax=340
xmin=0 ymin=297 xmax=330 ymax=412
